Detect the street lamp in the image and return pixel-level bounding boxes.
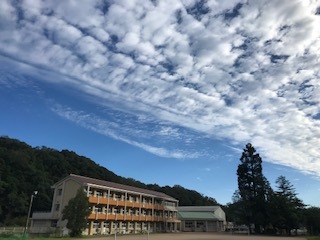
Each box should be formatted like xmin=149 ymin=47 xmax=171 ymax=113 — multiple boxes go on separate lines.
xmin=24 ymin=191 xmax=38 ymax=236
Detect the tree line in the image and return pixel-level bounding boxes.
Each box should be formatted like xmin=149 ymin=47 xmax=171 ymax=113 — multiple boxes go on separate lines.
xmin=0 ymin=136 xmax=217 ymax=226
xmin=224 ymin=143 xmax=320 ymax=235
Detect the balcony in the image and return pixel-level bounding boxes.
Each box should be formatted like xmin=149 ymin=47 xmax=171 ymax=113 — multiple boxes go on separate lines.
xmin=88 ymin=196 xmax=166 ymax=211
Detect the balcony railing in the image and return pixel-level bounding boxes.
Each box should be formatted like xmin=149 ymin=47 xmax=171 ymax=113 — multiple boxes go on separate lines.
xmin=88 ymin=196 xmax=166 ymax=210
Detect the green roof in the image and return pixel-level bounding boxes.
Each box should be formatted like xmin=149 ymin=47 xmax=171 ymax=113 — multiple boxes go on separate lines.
xmin=178 ymin=211 xmax=219 ymax=220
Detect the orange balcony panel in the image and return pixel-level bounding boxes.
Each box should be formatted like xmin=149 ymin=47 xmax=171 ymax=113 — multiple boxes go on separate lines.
xmin=88 ymin=213 xmax=107 ymax=220
xmin=126 ymin=202 xmax=134 ymax=208
xmin=96 ymin=213 xmax=106 ymax=220
xmin=140 ymin=216 xmax=153 ymax=221
xmin=131 ymin=216 xmax=140 ymax=221
xmin=140 ymin=204 xmax=152 ymax=209
xmin=145 ymin=204 xmax=154 ymax=209
xmin=98 ymin=198 xmax=108 ymax=204
xmin=108 ymin=199 xmax=117 ymax=205
xmin=153 ymin=205 xmax=164 ymax=210
xmin=116 ymin=215 xmax=125 ymax=221
xmin=117 ymin=201 xmax=126 ymax=207
xmin=107 ymin=215 xmax=116 ymax=220
xmin=88 ymin=196 xmax=98 ymax=203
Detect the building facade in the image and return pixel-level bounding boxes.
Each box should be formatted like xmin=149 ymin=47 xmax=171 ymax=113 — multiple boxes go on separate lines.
xmin=31 ymin=174 xmax=180 ymax=236
xmin=177 ymin=206 xmax=226 ymax=232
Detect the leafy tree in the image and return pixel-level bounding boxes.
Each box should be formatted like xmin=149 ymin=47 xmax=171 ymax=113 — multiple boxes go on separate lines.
xmin=237 ymin=143 xmax=271 ymax=233
xmin=270 ymin=176 xmax=304 ymax=235
xmin=62 ymin=188 xmax=91 ymax=237
xmin=223 ymin=191 xmax=247 ymax=225
xmin=304 ymin=207 xmax=320 ymax=235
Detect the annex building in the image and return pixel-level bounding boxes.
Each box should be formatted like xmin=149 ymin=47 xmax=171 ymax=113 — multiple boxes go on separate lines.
xmin=177 ymin=206 xmax=226 ymax=232
xmin=31 ymin=174 xmax=180 ymax=236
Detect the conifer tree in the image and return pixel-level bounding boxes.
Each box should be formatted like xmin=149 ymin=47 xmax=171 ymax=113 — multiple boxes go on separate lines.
xmin=270 ymin=176 xmax=304 ymax=235
xmin=237 ymin=143 xmax=271 ymax=233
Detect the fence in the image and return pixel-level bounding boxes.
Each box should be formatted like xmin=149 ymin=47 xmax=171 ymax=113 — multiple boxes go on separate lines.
xmin=0 ymin=227 xmax=26 ymax=240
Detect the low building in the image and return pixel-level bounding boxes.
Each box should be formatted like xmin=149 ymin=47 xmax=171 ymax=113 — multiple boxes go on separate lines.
xmin=31 ymin=174 xmax=180 ymax=236
xmin=177 ymin=206 xmax=226 ymax=232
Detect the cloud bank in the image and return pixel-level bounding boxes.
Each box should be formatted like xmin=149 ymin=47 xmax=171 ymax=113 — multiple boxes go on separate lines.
xmin=0 ymin=0 xmax=320 ymax=175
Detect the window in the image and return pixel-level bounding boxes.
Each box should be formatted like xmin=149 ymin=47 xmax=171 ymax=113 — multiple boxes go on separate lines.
xmin=163 ymin=201 xmax=176 ymax=207
xmin=51 ymin=220 xmax=58 ymax=227
xmin=143 ymin=222 xmax=148 ymax=229
xmin=114 ymin=208 xmax=120 ymax=214
xmin=185 ymin=221 xmax=193 ymax=228
xmin=96 ymin=191 xmax=102 ymax=197
xmin=95 ymin=206 xmax=102 ymax=213
xmin=103 ymin=222 xmax=109 ymax=228
xmin=57 ymin=189 xmax=62 ymax=196
xmin=197 ymin=221 xmax=204 ymax=228
xmin=93 ymin=221 xmax=99 ymax=228
xmin=55 ymin=204 xmax=60 ymax=211
xmin=115 ymin=193 xmax=122 ymax=200
xmin=129 ymin=222 xmax=134 ymax=228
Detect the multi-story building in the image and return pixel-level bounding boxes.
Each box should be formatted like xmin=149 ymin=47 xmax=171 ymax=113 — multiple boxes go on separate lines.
xmin=31 ymin=174 xmax=180 ymax=236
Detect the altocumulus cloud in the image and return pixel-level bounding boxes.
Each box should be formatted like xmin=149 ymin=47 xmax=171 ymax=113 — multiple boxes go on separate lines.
xmin=0 ymin=0 xmax=320 ymax=175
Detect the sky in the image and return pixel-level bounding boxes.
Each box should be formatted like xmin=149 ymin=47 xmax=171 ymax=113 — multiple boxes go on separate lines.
xmin=0 ymin=0 xmax=320 ymax=207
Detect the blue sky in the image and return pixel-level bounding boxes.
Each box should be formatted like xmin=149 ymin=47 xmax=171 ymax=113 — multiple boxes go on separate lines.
xmin=0 ymin=0 xmax=320 ymax=207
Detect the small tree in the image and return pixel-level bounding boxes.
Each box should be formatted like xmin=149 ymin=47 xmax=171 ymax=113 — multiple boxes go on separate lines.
xmin=62 ymin=188 xmax=91 ymax=237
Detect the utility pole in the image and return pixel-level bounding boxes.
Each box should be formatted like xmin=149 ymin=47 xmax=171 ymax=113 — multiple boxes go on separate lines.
xmin=24 ymin=191 xmax=38 ymax=236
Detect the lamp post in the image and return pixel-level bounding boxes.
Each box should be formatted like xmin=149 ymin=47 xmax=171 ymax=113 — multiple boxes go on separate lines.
xmin=24 ymin=191 xmax=38 ymax=236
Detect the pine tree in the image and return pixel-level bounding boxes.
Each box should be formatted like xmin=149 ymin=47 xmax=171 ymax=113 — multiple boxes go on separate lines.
xmin=237 ymin=143 xmax=271 ymax=233
xmin=270 ymin=176 xmax=304 ymax=235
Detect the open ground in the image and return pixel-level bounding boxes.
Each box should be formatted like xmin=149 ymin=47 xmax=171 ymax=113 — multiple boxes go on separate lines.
xmin=98 ymin=232 xmax=307 ymax=240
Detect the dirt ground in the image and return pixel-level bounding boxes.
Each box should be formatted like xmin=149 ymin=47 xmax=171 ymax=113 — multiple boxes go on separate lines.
xmin=99 ymin=232 xmax=307 ymax=240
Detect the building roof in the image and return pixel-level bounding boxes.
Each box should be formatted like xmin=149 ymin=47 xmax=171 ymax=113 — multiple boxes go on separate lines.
xmin=177 ymin=206 xmax=225 ymax=221
xmin=178 ymin=211 xmax=219 ymax=220
xmin=177 ymin=206 xmax=221 ymax=212
xmin=55 ymin=174 xmax=178 ymax=202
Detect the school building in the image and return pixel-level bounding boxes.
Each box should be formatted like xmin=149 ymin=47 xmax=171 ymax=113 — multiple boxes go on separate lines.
xmin=30 ymin=174 xmax=180 ymax=235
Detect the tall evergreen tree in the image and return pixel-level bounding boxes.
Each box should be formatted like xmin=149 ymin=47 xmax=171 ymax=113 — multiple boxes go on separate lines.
xmin=62 ymin=188 xmax=91 ymax=237
xmin=237 ymin=143 xmax=271 ymax=233
xmin=270 ymin=176 xmax=304 ymax=235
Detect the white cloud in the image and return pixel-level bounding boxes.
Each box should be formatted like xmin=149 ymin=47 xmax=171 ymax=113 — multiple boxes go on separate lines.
xmin=1 ymin=0 xmax=320 ymax=176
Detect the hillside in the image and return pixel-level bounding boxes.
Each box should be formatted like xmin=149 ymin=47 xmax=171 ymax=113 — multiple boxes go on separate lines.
xmin=0 ymin=136 xmax=217 ymax=226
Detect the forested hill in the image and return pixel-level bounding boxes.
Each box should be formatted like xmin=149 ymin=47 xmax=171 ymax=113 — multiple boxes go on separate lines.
xmin=0 ymin=136 xmax=217 ymax=226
